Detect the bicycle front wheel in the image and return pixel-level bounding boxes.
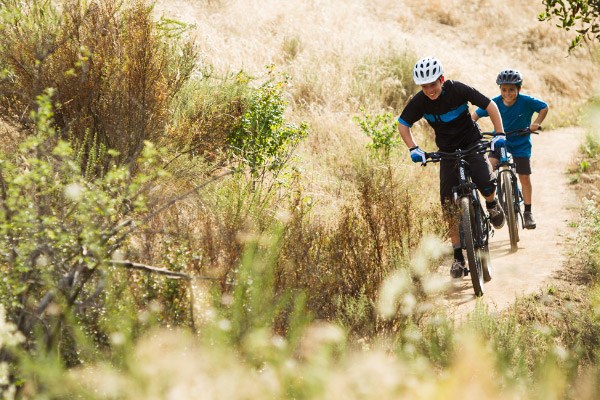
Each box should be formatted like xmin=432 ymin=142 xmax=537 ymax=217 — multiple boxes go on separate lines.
xmin=500 ymin=171 xmax=519 ymax=252
xmin=475 ymin=202 xmax=492 ymax=282
xmin=459 ymin=196 xmax=484 ymax=296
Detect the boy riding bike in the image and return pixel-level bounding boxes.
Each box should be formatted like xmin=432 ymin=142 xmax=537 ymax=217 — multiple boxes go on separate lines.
xmin=397 ymin=56 xmax=506 ymax=279
xmin=472 ymin=69 xmax=548 ymax=229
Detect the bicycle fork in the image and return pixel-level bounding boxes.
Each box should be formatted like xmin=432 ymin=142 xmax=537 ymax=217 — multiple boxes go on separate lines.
xmin=497 ymin=146 xmax=524 ymax=226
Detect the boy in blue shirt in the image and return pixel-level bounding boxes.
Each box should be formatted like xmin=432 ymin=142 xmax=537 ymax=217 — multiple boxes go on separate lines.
xmin=472 ymin=69 xmax=548 ymax=229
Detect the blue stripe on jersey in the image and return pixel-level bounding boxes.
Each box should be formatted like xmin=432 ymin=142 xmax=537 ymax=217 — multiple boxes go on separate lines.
xmin=423 ymin=103 xmax=469 ymax=124
xmin=397 ymin=116 xmax=412 ymax=127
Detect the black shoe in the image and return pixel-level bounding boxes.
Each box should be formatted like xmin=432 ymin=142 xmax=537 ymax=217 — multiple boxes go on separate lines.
xmin=450 ymin=259 xmax=465 ymax=279
xmin=524 ymin=211 xmax=536 ymax=229
xmin=487 ymin=202 xmax=505 ymax=229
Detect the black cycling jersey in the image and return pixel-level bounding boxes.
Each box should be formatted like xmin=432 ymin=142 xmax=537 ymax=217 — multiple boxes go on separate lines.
xmin=398 ymin=80 xmax=491 ymax=152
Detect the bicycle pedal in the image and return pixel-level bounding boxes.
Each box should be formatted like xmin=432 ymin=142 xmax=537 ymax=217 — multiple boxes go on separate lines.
xmin=463 ymin=267 xmax=469 ymax=276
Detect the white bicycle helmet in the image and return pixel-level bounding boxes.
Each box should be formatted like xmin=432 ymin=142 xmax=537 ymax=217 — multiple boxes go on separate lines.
xmin=413 ymin=57 xmax=444 ymax=85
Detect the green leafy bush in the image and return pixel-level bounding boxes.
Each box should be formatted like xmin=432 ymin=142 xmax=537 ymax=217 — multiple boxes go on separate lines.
xmin=0 ymin=91 xmax=184 ymax=377
xmin=167 ymin=71 xmax=251 ymax=165
xmin=354 ymin=109 xmax=400 ymax=159
xmin=228 ymin=69 xmax=309 ymax=182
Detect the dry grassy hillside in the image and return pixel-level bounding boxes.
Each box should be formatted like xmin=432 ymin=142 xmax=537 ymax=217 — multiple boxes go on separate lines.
xmin=154 ymin=0 xmax=597 ymax=215
xmin=155 ymin=0 xmax=594 ymax=111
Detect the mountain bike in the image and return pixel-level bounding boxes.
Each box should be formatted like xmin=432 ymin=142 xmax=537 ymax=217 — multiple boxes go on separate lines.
xmin=484 ymin=128 xmax=539 ymax=252
xmin=423 ymin=141 xmax=492 ymax=297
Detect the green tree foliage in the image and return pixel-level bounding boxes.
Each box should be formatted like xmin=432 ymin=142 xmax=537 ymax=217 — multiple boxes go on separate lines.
xmin=539 ymin=0 xmax=600 ymax=50
xmin=0 ymin=0 xmax=198 ymax=169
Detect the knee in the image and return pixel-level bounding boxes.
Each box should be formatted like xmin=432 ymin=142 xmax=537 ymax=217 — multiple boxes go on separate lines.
xmin=480 ymin=178 xmax=497 ymax=197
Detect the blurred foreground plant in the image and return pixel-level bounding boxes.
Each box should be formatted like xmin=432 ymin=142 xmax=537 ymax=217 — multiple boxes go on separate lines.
xmin=0 ymin=90 xmax=204 ymax=394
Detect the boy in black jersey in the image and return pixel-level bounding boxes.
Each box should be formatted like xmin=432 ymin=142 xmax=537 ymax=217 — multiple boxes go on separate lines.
xmin=397 ymin=56 xmax=506 ymax=279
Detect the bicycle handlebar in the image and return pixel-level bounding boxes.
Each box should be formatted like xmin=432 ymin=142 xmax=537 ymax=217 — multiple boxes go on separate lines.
xmin=422 ymin=140 xmax=490 ymax=165
xmin=482 ymin=126 xmax=541 ymax=138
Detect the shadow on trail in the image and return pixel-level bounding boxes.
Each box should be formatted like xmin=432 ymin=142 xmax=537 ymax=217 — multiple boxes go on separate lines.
xmin=444 ymin=278 xmax=477 ymax=306
xmin=489 ymin=238 xmax=517 ymax=258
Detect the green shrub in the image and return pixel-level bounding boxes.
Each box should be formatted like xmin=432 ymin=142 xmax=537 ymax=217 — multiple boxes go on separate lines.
xmin=228 ymin=68 xmax=309 ymax=183
xmin=582 ymin=130 xmax=600 ymax=158
xmin=0 ymin=90 xmax=197 ymax=386
xmin=353 ymin=108 xmax=401 ymax=159
xmin=167 ymin=71 xmax=251 ymax=164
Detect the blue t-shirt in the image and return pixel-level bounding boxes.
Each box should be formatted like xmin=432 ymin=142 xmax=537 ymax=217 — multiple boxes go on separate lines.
xmin=475 ymin=94 xmax=547 ymax=158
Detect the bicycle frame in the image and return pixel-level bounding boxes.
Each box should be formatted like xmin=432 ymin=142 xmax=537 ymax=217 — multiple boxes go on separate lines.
xmin=423 ymin=141 xmax=492 ymax=296
xmin=495 ymin=144 xmax=522 ymax=251
xmin=451 ymin=158 xmax=490 ymax=249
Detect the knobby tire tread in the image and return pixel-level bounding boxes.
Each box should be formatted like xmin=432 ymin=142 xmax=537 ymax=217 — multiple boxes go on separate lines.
xmin=459 ymin=197 xmax=484 ymax=296
xmin=478 ymin=204 xmax=492 ymax=283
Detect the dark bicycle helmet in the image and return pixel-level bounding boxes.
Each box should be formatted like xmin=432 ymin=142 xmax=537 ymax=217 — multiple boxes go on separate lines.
xmin=496 ymin=69 xmax=523 ymax=86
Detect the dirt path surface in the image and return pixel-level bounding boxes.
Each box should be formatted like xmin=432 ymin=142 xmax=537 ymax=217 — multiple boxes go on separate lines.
xmin=443 ymin=127 xmax=583 ymax=318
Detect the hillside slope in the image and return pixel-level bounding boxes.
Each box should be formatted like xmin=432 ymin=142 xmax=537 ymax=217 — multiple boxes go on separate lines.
xmin=154 ymin=0 xmax=596 ymax=116
xmin=152 ymin=0 xmax=595 ymax=220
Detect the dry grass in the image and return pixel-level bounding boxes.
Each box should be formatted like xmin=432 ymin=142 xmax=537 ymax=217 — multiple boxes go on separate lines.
xmin=127 ymin=0 xmax=600 ymax=334
xmin=155 ymin=0 xmax=595 ymax=96
xmin=143 ymin=0 xmax=600 ymax=346
xmin=153 ymin=0 xmax=597 ymax=217
xmin=0 ymin=0 xmax=198 ymax=168
xmin=2 ymin=0 xmax=600 ymax=397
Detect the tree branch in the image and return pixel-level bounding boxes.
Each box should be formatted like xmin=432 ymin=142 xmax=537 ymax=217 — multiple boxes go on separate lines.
xmin=108 ymin=260 xmax=216 ymax=281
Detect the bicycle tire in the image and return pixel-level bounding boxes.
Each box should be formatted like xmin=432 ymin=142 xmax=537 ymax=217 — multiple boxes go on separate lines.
xmin=459 ymin=196 xmax=484 ymax=296
xmin=500 ymin=171 xmax=519 ymax=252
xmin=511 ymin=172 xmax=522 ymax=242
xmin=475 ymin=203 xmax=492 ymax=282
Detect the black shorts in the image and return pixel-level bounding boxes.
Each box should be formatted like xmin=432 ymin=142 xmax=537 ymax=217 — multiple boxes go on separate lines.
xmin=439 ymin=151 xmax=496 ymax=205
xmin=489 ymin=152 xmax=532 ymax=175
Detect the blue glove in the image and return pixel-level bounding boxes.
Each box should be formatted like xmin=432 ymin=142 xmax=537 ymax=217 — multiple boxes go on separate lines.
xmin=409 ymin=146 xmax=426 ymax=163
xmin=490 ymin=134 xmax=506 ymax=151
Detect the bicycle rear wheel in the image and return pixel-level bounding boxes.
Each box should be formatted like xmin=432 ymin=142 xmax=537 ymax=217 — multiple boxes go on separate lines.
xmin=500 ymin=171 xmax=519 ymax=252
xmin=459 ymin=196 xmax=484 ymax=296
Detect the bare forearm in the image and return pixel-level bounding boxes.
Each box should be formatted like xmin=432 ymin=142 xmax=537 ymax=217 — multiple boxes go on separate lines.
xmin=398 ymin=123 xmax=417 ymax=148
xmin=485 ymin=102 xmax=504 ymax=133
xmin=532 ymin=107 xmax=548 ymax=129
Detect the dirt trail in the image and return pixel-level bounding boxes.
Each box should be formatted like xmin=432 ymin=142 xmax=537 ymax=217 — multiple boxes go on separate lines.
xmin=444 ymin=127 xmax=583 ymax=318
